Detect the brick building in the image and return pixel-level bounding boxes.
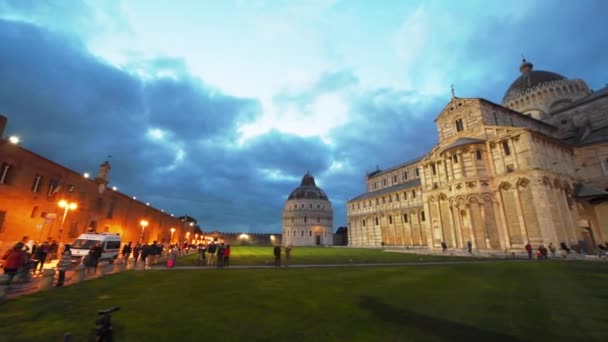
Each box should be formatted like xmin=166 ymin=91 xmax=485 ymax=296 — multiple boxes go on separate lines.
xmin=0 ymin=114 xmax=189 ymax=254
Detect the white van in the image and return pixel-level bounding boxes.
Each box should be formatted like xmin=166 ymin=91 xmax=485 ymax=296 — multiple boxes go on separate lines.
xmin=70 ymin=233 xmax=122 ymax=264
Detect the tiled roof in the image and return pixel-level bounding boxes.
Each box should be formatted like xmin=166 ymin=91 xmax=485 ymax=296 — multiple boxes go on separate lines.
xmin=575 ymin=183 xmax=608 ymax=198
xmin=441 ymin=137 xmax=485 ymax=153
xmin=367 ymin=156 xmax=424 ymax=179
xmin=349 ymin=179 xmax=421 ymax=202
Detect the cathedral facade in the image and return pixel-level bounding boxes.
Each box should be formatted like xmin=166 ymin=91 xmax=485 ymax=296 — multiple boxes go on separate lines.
xmin=347 ymin=60 xmax=608 ymax=253
xmin=282 ymin=173 xmax=333 ymax=246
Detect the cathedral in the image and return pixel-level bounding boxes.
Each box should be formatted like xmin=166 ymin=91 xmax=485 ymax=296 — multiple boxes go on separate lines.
xmin=347 ymin=59 xmax=608 ymax=253
xmin=282 ymin=172 xmax=333 ymax=246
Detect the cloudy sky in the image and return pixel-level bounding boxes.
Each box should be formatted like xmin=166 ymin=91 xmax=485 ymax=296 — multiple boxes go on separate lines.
xmin=1 ymin=0 xmax=607 ymax=233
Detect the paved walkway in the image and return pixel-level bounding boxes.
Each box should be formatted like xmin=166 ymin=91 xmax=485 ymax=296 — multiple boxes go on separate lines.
xmin=150 ymin=259 xmax=520 ymax=270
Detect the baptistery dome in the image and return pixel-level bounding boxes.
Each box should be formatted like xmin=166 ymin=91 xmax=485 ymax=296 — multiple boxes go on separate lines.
xmin=282 ymin=172 xmax=333 ymax=246
xmin=288 ymin=173 xmax=329 ymax=200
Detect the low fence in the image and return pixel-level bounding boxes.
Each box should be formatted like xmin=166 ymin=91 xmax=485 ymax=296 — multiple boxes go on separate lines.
xmin=0 ymin=249 xmax=196 ymax=302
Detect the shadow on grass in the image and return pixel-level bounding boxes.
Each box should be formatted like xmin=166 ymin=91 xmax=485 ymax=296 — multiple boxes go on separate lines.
xmin=357 ymin=295 xmax=522 ymax=342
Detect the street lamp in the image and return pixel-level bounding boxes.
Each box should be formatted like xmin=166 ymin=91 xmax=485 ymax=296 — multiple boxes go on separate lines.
xmin=140 ymin=220 xmax=149 ymax=241
xmin=170 ymin=228 xmax=176 ymax=243
xmin=58 ymin=200 xmax=77 ymax=242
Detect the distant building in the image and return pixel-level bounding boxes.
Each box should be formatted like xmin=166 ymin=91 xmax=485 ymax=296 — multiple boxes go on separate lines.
xmin=347 ymin=59 xmax=608 ymax=253
xmin=214 ymin=232 xmax=281 ymax=246
xmin=333 ymin=226 xmax=348 ymax=246
xmin=0 ymin=114 xmax=188 ymax=255
xmin=282 ymin=172 xmax=333 ymax=246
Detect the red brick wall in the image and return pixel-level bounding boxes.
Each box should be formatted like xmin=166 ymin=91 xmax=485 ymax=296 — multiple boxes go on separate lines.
xmin=0 ymin=138 xmax=188 ymax=253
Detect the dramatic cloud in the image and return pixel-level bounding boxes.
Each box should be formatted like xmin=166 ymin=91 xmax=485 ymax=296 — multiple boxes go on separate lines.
xmin=1 ymin=0 xmax=607 ymax=233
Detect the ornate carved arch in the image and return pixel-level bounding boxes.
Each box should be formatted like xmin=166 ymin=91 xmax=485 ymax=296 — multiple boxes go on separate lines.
xmin=481 ymin=193 xmax=495 ymax=203
xmin=467 ymin=195 xmax=480 ymax=204
xmin=439 ymin=193 xmax=448 ymax=201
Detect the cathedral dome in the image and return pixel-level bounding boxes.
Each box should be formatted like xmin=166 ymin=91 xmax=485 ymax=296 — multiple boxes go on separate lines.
xmin=501 ymin=58 xmax=590 ymax=119
xmin=288 ymin=172 xmax=329 ymax=200
xmin=502 ymin=60 xmax=566 ymax=102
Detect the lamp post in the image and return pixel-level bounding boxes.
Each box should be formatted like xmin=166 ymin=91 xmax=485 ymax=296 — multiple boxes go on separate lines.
xmin=170 ymin=228 xmax=176 ymax=243
xmin=58 ymin=200 xmax=77 ymax=242
xmin=140 ymin=220 xmax=149 ymax=241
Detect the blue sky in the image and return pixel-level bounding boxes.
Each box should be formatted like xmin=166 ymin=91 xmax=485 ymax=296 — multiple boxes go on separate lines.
xmin=1 ymin=0 xmax=607 ymax=233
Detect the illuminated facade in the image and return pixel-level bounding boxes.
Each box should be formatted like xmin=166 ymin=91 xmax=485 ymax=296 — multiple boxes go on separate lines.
xmin=347 ymin=60 xmax=608 ymax=253
xmin=0 ymin=114 xmax=188 ymax=254
xmin=282 ymin=172 xmax=333 ymax=246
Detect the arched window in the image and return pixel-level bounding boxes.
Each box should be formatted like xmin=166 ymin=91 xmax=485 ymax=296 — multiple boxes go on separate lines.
xmin=301 ymin=230 xmax=304 ymax=236
xmin=375 ymin=217 xmax=379 ymax=225
xmin=403 ymin=213 xmax=408 ymax=223
xmin=304 ymin=216 xmax=307 ymax=223
xmin=420 ymin=211 xmax=426 ymax=221
xmin=317 ymin=217 xmax=320 ymax=223
xmin=389 ymin=216 xmax=393 ymax=224
xmin=363 ymin=219 xmax=366 ymax=227
xmin=476 ymin=150 xmax=483 ymax=160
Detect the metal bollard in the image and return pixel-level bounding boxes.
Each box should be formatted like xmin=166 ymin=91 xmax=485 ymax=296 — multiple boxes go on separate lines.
xmin=37 ymin=269 xmax=56 ymax=291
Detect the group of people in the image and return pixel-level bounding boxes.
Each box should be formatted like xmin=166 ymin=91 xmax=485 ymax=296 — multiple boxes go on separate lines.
xmin=2 ymin=236 xmax=73 ymax=287
xmin=120 ymin=241 xmax=164 ymax=269
xmin=195 ymin=242 xmax=231 ymax=268
xmin=440 ymin=240 xmax=473 ymax=254
xmin=273 ymin=245 xmax=292 ymax=268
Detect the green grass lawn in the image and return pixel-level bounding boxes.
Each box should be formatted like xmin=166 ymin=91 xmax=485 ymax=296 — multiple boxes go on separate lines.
xmin=178 ymin=246 xmax=481 ymax=266
xmin=1 ymin=261 xmax=607 ymax=341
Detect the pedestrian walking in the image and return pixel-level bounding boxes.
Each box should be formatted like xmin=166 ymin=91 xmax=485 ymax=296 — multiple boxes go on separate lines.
xmin=217 ymin=243 xmax=226 ymax=268
xmin=34 ymin=241 xmax=50 ymax=272
xmin=2 ymin=242 xmax=27 ymax=284
xmin=466 ymin=241 xmax=472 ymax=254
xmin=122 ymin=242 xmax=132 ymax=261
xmin=133 ymin=243 xmax=141 ymax=263
xmin=55 ymin=245 xmax=73 ymax=287
xmin=548 ymin=243 xmax=556 ymax=257
xmin=441 ymin=241 xmax=447 ymax=253
xmin=224 ymin=245 xmax=231 ymax=267
xmin=273 ymin=245 xmax=281 ymax=268
xmin=207 ymin=242 xmax=217 ymax=266
xmin=284 ymin=245 xmax=292 ymax=268
xmin=525 ymin=242 xmax=533 ymax=260
xmin=197 ymin=243 xmax=206 ymax=266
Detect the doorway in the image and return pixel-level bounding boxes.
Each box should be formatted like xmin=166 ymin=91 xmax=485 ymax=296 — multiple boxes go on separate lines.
xmin=315 ymin=235 xmax=321 ymax=246
xmin=582 ymin=227 xmax=596 ymax=254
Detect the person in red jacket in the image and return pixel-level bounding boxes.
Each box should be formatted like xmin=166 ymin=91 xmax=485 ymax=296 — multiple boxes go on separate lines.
xmin=2 ymin=242 xmax=28 ymax=283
